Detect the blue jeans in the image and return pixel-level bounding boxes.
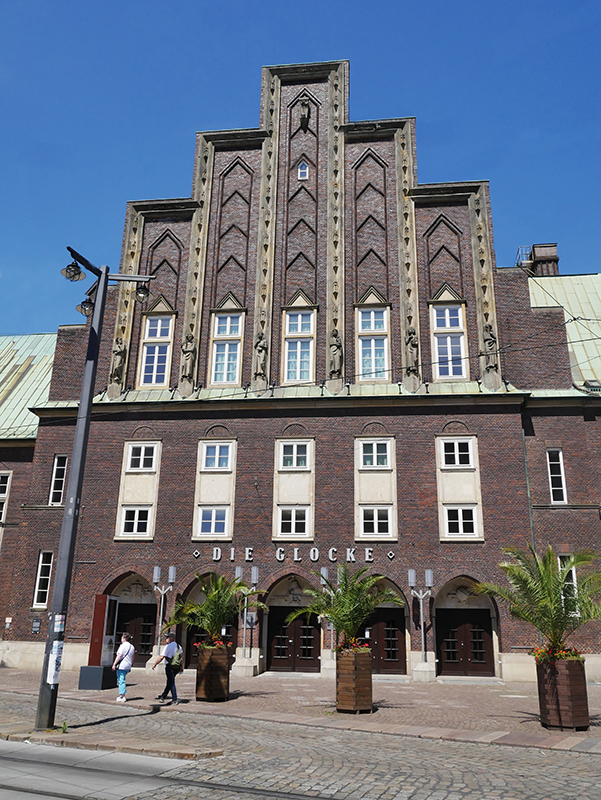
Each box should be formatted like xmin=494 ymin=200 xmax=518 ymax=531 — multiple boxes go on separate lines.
xmin=116 ymin=668 xmax=129 ymax=696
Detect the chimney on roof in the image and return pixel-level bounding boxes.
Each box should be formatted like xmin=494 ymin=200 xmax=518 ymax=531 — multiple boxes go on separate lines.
xmin=530 ymin=243 xmax=559 ymax=276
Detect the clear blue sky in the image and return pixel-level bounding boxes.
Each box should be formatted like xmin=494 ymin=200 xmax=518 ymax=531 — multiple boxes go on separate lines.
xmin=1 ymin=1 xmax=599 ymax=334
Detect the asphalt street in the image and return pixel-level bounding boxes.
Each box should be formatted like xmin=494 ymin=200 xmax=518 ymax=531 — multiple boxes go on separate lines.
xmin=1 ymin=694 xmax=601 ymax=799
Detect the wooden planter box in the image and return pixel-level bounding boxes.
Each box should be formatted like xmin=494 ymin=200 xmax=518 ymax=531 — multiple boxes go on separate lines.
xmin=196 ymin=646 xmax=230 ymax=702
xmin=537 ymin=659 xmax=589 ymax=730
xmin=336 ymin=649 xmax=373 ymax=713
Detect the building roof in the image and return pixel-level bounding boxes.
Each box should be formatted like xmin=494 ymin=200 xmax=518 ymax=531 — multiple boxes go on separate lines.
xmin=0 ymin=333 xmax=57 ymax=440
xmin=529 ymin=274 xmax=601 ymax=386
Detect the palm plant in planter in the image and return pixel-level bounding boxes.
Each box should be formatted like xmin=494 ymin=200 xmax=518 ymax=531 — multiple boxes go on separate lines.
xmin=287 ymin=565 xmax=403 ymax=713
xmin=168 ymin=572 xmax=265 ymax=702
xmin=478 ymin=546 xmax=601 ymax=730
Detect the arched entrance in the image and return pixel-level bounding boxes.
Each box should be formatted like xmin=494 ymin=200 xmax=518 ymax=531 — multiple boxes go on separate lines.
xmin=177 ymin=575 xmax=239 ymax=668
xmin=102 ymin=573 xmax=157 ymax=667
xmin=265 ymin=575 xmax=321 ymax=673
xmin=434 ymin=577 xmax=496 ymax=677
xmin=358 ymin=579 xmax=408 ymax=674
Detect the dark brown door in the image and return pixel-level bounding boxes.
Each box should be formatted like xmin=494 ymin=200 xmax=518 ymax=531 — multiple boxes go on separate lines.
xmin=267 ymin=607 xmax=321 ymax=672
xmin=361 ymin=608 xmax=407 ymax=674
xmin=116 ymin=603 xmax=157 ymax=667
xmin=436 ymin=609 xmax=494 ymax=677
xmin=182 ymin=619 xmax=239 ymax=668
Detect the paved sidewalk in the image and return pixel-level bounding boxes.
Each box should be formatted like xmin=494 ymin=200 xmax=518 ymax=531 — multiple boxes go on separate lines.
xmin=2 ymin=667 xmax=601 ymax=757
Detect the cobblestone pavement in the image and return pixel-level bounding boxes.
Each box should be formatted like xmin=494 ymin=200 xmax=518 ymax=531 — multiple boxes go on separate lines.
xmin=2 ymin=667 xmax=601 ymax=738
xmin=1 ymin=692 xmax=601 ymax=799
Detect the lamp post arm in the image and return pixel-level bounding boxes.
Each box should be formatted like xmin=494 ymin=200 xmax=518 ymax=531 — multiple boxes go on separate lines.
xmin=35 ymin=264 xmax=109 ymax=731
xmin=67 ymin=247 xmax=104 ymax=279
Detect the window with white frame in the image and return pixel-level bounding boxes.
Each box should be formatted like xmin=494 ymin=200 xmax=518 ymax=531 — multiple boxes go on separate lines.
xmin=140 ymin=316 xmax=173 ymax=386
xmin=361 ymin=440 xmax=390 ymax=468
xmin=444 ymin=505 xmax=478 ymax=537
xmin=547 ymin=449 xmax=567 ymax=503
xmin=32 ymin=551 xmax=53 ymax=608
xmin=284 ymin=310 xmax=314 ymax=383
xmin=433 ymin=305 xmax=467 ymax=379
xmin=0 ymin=472 xmax=12 ymax=523
xmin=360 ymin=506 xmax=392 ymax=537
xmin=202 ymin=442 xmax=231 ymax=471
xmin=298 ymin=161 xmax=309 ymax=180
xmin=198 ymin=507 xmax=229 ymax=537
xmin=48 ymin=456 xmax=68 ymax=506
xmin=127 ymin=444 xmax=156 ymax=472
xmin=358 ymin=308 xmax=388 ymax=380
xmin=559 ymin=555 xmax=578 ymax=614
xmin=278 ymin=506 xmax=310 ymax=537
xmin=280 ymin=441 xmax=310 ymax=470
xmin=211 ymin=313 xmax=242 ymax=385
xmin=121 ymin=506 xmax=152 ymax=537
xmin=440 ymin=439 xmax=473 ymax=468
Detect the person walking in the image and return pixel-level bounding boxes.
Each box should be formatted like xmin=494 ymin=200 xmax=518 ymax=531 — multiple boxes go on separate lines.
xmin=152 ymin=631 xmax=182 ymax=705
xmin=112 ymin=632 xmax=135 ymax=702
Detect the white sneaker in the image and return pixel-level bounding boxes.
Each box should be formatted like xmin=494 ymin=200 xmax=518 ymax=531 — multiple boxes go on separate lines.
xmin=115 ymin=695 xmax=125 ymax=702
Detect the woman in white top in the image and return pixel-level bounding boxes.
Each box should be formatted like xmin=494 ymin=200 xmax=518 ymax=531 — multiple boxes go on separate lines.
xmin=112 ymin=633 xmax=135 ymax=702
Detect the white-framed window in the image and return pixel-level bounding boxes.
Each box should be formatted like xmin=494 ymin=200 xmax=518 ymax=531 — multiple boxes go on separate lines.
xmin=32 ymin=551 xmax=53 ymax=609
xmin=278 ymin=505 xmax=310 ymax=538
xmin=547 ymin=449 xmax=567 ymax=504
xmin=444 ymin=505 xmax=478 ymax=537
xmin=0 ymin=472 xmax=12 ymax=523
xmin=202 ymin=442 xmax=232 ymax=471
xmin=360 ymin=506 xmax=392 ymax=538
xmin=283 ymin=310 xmax=315 ymax=383
xmin=210 ymin=313 xmax=242 ymax=385
xmin=198 ymin=507 xmax=229 ymax=537
xmin=280 ymin=441 xmax=310 ymax=470
xmin=120 ymin=506 xmax=152 ymax=537
xmin=358 ymin=308 xmax=389 ymax=380
xmin=558 ymin=555 xmax=579 ymax=615
xmin=361 ymin=440 xmax=390 ymax=469
xmin=433 ymin=305 xmax=467 ymax=379
xmin=298 ymin=161 xmax=309 ymax=180
xmin=440 ymin=439 xmax=473 ymax=468
xmin=140 ymin=316 xmax=173 ymax=386
xmin=48 ymin=456 xmax=68 ymax=505
xmin=127 ymin=444 xmax=157 ymax=472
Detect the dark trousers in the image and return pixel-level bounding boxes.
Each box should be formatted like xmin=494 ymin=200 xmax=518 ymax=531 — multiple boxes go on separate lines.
xmin=161 ymin=663 xmax=178 ymax=701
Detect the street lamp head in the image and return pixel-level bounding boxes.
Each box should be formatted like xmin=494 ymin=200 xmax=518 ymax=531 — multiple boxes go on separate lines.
xmin=135 ymin=285 xmax=150 ymax=303
xmin=408 ymin=569 xmax=416 ymax=589
xmin=61 ymin=261 xmax=86 ymax=282
xmin=76 ymin=299 xmax=94 ymax=317
xmin=425 ymin=569 xmax=434 ymax=589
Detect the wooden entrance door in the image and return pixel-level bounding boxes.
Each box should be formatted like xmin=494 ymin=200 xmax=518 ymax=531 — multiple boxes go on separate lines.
xmin=116 ymin=603 xmax=157 ymax=667
xmin=267 ymin=607 xmax=321 ymax=672
xmin=436 ymin=609 xmax=494 ymax=677
xmin=182 ymin=619 xmax=239 ymax=669
xmin=361 ymin=608 xmax=407 ymax=674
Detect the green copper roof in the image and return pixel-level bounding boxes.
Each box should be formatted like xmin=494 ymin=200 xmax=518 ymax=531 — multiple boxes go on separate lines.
xmin=0 ymin=333 xmax=57 ymax=440
xmin=529 ymin=273 xmax=601 ymax=385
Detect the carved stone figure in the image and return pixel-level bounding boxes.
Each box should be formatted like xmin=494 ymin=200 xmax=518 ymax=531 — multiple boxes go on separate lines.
xmin=329 ymin=329 xmax=343 ymax=378
xmin=405 ymin=326 xmax=419 ymax=376
xmin=110 ymin=338 xmax=127 ymax=386
xmin=483 ymin=324 xmax=498 ymax=372
xmin=254 ymin=331 xmax=268 ymax=378
xmin=180 ymin=333 xmax=197 ymax=383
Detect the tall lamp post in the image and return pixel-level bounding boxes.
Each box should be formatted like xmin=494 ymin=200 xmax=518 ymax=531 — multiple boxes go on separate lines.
xmin=153 ymin=566 xmax=176 ymax=645
xmin=35 ymin=248 xmax=154 ymax=730
xmin=408 ymin=568 xmax=436 ymax=682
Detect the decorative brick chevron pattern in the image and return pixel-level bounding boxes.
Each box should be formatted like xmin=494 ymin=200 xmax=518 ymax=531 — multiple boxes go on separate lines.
xmin=354 ymin=149 xmax=389 ymax=300
xmin=214 ymin=158 xmax=254 ymax=306
xmin=395 ymin=124 xmax=421 ymax=391
xmin=424 ymin=214 xmax=464 ymax=300
xmin=178 ymin=135 xmax=214 ymax=395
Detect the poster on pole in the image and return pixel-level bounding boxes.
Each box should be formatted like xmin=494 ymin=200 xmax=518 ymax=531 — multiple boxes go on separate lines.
xmin=47 ymin=641 xmax=63 ymax=685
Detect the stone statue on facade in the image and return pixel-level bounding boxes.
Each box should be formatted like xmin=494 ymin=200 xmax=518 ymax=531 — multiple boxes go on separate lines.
xmin=483 ymin=324 xmax=498 ymax=372
xmin=254 ymin=331 xmax=268 ymax=378
xmin=110 ymin=337 xmax=127 ymax=387
xmin=180 ymin=333 xmax=197 ymax=383
xmin=329 ymin=329 xmax=343 ymax=378
xmin=404 ymin=326 xmax=420 ymax=377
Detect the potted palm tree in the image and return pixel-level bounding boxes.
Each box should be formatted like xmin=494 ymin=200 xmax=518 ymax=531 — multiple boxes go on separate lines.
xmin=478 ymin=546 xmax=601 ymax=730
xmin=287 ymin=565 xmax=403 ymax=713
xmin=168 ymin=572 xmax=265 ymax=702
